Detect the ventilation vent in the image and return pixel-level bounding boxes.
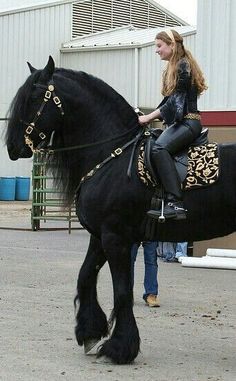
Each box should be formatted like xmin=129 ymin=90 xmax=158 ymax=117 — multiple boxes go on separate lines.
xmin=72 ymin=0 xmax=184 ymax=38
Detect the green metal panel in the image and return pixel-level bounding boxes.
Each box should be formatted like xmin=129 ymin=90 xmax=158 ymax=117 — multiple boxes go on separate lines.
xmin=31 ymin=152 xmax=78 ymax=233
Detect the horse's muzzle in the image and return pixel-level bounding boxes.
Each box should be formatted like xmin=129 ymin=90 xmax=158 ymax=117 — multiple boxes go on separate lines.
xmin=7 ymin=144 xmax=33 ymax=160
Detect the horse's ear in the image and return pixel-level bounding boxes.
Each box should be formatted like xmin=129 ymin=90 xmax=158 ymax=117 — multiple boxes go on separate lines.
xmin=27 ymin=62 xmax=37 ymax=73
xmin=40 ymin=56 xmax=55 ymax=81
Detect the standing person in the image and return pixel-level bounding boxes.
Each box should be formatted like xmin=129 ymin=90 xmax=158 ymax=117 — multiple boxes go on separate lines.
xmin=131 ymin=241 xmax=160 ymax=307
xmin=139 ymin=29 xmax=207 ymax=220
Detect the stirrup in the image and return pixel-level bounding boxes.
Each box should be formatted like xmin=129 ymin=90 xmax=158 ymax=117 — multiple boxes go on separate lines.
xmin=158 ymin=198 xmax=165 ymax=223
xmin=147 ymin=201 xmax=187 ymax=222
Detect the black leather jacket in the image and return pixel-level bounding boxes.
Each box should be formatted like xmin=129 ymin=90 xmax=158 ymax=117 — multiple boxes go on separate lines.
xmin=158 ymin=59 xmax=199 ymax=125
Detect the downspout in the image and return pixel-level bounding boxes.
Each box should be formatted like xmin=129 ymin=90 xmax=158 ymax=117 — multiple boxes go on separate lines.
xmin=134 ymin=47 xmax=139 ymax=108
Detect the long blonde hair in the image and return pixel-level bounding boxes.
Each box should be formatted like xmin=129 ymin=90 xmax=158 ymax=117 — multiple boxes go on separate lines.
xmin=156 ymin=29 xmax=208 ymax=96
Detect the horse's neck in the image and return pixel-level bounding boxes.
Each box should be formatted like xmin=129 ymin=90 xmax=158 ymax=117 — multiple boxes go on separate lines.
xmin=69 ymin=118 xmax=132 ymax=177
xmin=57 ymin=71 xmax=138 ymax=179
xmin=63 ymin=100 xmax=136 ymax=175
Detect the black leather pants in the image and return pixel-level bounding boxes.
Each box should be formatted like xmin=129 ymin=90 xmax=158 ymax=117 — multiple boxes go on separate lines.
xmin=151 ymin=119 xmax=202 ymax=199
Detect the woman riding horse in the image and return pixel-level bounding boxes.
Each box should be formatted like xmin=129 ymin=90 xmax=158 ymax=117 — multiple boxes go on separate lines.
xmin=139 ymin=29 xmax=207 ymax=220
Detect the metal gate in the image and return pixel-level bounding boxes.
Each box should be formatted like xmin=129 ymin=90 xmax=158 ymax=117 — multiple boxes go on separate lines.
xmin=31 ymin=152 xmax=79 ymax=233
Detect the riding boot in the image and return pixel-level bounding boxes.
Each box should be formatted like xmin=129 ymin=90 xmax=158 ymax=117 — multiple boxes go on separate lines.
xmin=147 ymin=148 xmax=187 ymax=220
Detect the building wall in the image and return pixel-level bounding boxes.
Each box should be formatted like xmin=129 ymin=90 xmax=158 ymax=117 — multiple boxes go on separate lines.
xmin=0 ymin=2 xmax=71 ymax=177
xmin=196 ymin=0 xmax=236 ymax=112
xmin=0 ymin=2 xmax=71 ymax=117
xmin=61 ymin=48 xmax=136 ymax=106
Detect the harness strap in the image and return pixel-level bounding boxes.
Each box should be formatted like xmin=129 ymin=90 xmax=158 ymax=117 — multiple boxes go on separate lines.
xmin=43 ymin=125 xmax=140 ymax=154
xmin=73 ymin=130 xmax=145 ymax=199
xmin=127 ymin=129 xmax=150 ymax=178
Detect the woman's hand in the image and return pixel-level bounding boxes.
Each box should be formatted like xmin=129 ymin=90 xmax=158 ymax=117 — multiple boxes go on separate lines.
xmin=138 ymin=115 xmax=151 ymax=125
xmin=138 ymin=109 xmax=161 ymax=125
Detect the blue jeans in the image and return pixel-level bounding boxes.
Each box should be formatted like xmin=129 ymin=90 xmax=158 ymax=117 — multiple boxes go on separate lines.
xmin=159 ymin=242 xmax=188 ymax=261
xmin=131 ymin=241 xmax=158 ymax=300
xmin=175 ymin=242 xmax=188 ymax=258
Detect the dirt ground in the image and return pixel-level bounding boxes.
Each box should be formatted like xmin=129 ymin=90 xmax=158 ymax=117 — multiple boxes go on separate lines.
xmin=0 ymin=201 xmax=236 ymax=381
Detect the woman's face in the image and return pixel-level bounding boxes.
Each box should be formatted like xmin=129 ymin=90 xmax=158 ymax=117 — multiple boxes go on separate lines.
xmin=155 ymin=39 xmax=173 ymax=61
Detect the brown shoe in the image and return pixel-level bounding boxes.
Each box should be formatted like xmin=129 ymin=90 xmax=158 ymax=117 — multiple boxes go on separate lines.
xmin=145 ymin=294 xmax=160 ymax=307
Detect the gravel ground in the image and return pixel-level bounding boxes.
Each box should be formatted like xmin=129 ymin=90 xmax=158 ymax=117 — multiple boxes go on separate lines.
xmin=0 ymin=201 xmax=236 ymax=381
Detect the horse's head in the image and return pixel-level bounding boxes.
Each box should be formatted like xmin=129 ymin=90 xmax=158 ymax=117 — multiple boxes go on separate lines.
xmin=6 ymin=56 xmax=64 ymax=160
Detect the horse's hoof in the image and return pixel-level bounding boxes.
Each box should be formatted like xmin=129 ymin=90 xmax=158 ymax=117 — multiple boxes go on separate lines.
xmin=95 ymin=355 xmax=113 ymax=364
xmin=84 ymin=338 xmax=100 ymax=354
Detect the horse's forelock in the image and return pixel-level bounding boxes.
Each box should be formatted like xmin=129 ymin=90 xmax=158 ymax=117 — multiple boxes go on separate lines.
xmin=6 ymin=70 xmax=41 ymax=139
xmin=14 ymin=71 xmax=40 ymax=109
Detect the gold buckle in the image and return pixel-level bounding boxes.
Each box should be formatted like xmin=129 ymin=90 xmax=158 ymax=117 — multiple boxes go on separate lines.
xmin=39 ymin=132 xmax=46 ymax=140
xmin=24 ymin=135 xmax=34 ymax=152
xmin=53 ymin=96 xmax=61 ymax=105
xmin=45 ymin=90 xmax=52 ymax=99
xmin=26 ymin=125 xmax=33 ymax=134
xmin=114 ymin=148 xmax=122 ymax=156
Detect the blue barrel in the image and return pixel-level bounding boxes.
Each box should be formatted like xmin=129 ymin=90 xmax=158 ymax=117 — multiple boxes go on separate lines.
xmin=0 ymin=177 xmax=16 ymax=201
xmin=15 ymin=176 xmax=30 ymax=201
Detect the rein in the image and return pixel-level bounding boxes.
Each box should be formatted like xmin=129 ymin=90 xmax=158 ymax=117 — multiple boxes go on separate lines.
xmin=43 ymin=124 xmax=140 ymax=154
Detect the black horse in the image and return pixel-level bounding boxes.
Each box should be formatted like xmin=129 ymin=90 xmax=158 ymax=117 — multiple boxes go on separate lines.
xmin=5 ymin=57 xmax=236 ymax=364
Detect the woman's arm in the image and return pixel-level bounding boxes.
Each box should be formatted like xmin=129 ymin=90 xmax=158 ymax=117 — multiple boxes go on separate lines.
xmin=175 ymin=59 xmax=191 ymax=92
xmin=138 ymin=108 xmax=161 ymax=125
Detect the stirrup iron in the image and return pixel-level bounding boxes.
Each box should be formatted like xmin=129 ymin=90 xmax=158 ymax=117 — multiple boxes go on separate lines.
xmin=158 ymin=198 xmax=165 ymax=223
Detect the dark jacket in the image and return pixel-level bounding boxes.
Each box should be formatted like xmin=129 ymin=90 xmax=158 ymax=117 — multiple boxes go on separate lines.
xmin=158 ymin=59 xmax=199 ymax=125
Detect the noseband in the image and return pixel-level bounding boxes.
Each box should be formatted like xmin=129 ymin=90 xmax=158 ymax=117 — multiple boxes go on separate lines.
xmin=22 ymin=80 xmax=64 ymax=152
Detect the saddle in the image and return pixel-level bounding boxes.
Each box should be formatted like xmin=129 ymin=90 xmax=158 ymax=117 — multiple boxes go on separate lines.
xmin=139 ymin=128 xmax=219 ymax=190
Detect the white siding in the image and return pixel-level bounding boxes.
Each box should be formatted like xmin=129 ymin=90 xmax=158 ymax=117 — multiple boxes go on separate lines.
xmin=196 ymin=0 xmax=236 ymax=111
xmin=0 ymin=3 xmax=71 ymax=177
xmin=61 ymin=48 xmax=136 ymax=105
xmin=0 ymin=3 xmax=71 ymax=117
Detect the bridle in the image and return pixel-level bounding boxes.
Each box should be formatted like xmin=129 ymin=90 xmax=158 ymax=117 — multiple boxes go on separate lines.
xmin=21 ymin=77 xmax=141 ymax=155
xmin=22 ymin=80 xmax=64 ymax=152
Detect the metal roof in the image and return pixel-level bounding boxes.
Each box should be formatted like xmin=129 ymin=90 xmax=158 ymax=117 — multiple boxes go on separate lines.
xmin=62 ymin=25 xmax=196 ymax=50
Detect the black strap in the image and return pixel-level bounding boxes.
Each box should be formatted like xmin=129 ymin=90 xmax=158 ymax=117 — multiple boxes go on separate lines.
xmin=73 ymin=130 xmax=144 ymax=199
xmin=43 ymin=125 xmax=140 ymax=154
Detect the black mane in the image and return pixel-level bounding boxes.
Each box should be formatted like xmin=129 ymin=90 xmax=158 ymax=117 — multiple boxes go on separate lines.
xmin=5 ymin=70 xmax=41 ymax=145
xmin=53 ymin=70 xmax=139 ymax=204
